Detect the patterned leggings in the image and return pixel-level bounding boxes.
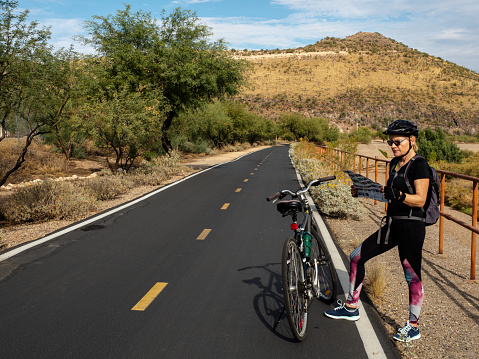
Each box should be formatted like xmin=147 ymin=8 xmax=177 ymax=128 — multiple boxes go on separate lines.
xmin=347 ymin=219 xmax=425 ymax=324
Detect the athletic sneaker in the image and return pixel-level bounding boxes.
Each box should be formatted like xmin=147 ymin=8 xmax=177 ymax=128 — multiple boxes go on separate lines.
xmin=393 ymin=321 xmax=421 ymax=342
xmin=324 ymin=300 xmax=360 ymax=321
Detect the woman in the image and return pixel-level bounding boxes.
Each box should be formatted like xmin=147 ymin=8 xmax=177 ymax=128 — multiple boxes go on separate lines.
xmin=324 ymin=120 xmax=430 ymax=342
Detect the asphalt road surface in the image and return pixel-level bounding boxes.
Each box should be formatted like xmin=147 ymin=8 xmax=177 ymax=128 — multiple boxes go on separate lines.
xmin=0 ymin=145 xmax=399 ymax=359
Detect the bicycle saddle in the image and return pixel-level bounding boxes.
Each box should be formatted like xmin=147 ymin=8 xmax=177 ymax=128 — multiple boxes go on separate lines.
xmin=277 ymin=200 xmax=302 ymax=214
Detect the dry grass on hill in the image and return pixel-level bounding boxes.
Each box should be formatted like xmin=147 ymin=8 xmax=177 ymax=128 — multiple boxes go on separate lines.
xmin=237 ymin=32 xmax=479 ymax=132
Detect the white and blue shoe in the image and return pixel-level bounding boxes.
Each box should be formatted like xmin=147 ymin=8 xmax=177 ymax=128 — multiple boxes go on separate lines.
xmin=393 ymin=321 xmax=421 ymax=342
xmin=324 ymin=300 xmax=360 ymax=321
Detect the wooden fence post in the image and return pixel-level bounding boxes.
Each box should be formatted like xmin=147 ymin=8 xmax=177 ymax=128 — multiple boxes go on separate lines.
xmin=439 ymin=173 xmax=446 ymax=254
xmin=471 ymin=181 xmax=477 ymax=280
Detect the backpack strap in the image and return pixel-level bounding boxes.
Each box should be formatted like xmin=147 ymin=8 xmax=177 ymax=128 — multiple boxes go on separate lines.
xmin=402 ymin=156 xmax=418 ymax=194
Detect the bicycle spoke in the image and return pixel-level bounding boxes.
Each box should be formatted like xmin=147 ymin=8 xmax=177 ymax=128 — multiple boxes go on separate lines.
xmin=310 ymin=229 xmax=338 ymax=304
xmin=282 ymin=238 xmax=307 ymax=341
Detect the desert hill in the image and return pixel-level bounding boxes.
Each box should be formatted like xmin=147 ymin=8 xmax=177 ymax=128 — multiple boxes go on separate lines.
xmin=235 ymin=32 xmax=479 ymax=133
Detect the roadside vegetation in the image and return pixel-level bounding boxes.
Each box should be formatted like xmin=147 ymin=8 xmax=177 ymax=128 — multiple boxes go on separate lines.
xmin=0 ymin=150 xmax=190 ymax=223
xmin=290 ymin=141 xmax=365 ymax=220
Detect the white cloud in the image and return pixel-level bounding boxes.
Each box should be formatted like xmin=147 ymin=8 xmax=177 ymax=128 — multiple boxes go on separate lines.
xmin=42 ymin=18 xmax=91 ymax=52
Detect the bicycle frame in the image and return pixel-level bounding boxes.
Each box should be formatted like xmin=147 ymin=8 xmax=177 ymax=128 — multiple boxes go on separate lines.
xmin=291 ymin=192 xmax=312 ymax=255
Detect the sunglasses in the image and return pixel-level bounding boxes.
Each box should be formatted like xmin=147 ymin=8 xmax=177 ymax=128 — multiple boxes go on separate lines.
xmin=387 ymin=138 xmax=408 ymax=147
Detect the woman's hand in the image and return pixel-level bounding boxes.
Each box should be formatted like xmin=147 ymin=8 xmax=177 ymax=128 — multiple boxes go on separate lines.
xmin=351 ymin=185 xmax=358 ymax=197
xmin=382 ymin=186 xmax=405 ymax=202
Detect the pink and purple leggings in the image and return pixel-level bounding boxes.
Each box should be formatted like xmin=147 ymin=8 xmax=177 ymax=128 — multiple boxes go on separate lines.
xmin=347 ymin=219 xmax=425 ymax=325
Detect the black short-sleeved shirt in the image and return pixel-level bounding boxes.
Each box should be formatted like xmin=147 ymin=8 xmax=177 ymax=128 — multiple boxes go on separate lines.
xmin=387 ymin=156 xmax=430 ymax=218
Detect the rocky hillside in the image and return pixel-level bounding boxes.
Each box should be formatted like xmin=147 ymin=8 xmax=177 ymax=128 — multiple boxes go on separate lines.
xmin=236 ymin=32 xmax=479 ymax=134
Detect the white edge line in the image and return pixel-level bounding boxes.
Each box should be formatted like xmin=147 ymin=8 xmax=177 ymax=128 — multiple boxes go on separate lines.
xmin=0 ymin=149 xmax=263 ymax=263
xmin=290 ymin=153 xmax=387 ymax=359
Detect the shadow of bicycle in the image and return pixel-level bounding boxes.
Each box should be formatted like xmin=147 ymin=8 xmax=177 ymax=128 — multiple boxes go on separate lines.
xmin=238 ymin=262 xmax=297 ymax=342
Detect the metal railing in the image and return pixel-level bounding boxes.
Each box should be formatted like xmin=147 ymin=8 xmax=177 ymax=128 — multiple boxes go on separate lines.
xmin=317 ymin=145 xmax=477 ymax=280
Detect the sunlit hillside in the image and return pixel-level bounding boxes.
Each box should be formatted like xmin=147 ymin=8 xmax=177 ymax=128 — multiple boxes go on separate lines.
xmin=235 ymin=32 xmax=479 ymax=133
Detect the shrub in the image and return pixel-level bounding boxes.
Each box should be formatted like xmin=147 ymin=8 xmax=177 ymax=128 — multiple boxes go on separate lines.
xmin=81 ymin=176 xmax=132 ymax=201
xmin=130 ymin=160 xmax=168 ymax=186
xmin=417 ymin=127 xmax=463 ymax=163
xmin=443 ymin=178 xmax=474 ymax=214
xmin=350 ymin=127 xmax=372 ymax=144
xmin=290 ymin=144 xmax=365 ymax=219
xmin=2 ymin=180 xmax=97 ymax=223
xmin=130 ymin=150 xmax=190 ymax=186
xmin=279 ymin=113 xmax=339 ymax=143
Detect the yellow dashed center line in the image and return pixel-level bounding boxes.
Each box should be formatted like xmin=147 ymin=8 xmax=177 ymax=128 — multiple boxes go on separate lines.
xmin=236 ymin=188 xmax=242 ymax=192
xmin=132 ymin=282 xmax=168 ymax=311
xmin=197 ymin=228 xmax=212 ymax=240
xmin=250 ymin=173 xmax=254 ymax=175
xmin=221 ymin=203 xmax=230 ymax=210
xmin=244 ymin=179 xmax=249 ymax=182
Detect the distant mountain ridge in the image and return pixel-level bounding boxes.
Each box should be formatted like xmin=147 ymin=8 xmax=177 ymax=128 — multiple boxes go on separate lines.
xmin=236 ymin=32 xmax=479 ymax=134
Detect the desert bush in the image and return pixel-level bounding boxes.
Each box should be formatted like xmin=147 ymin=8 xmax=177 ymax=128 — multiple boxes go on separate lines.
xmin=81 ymin=176 xmax=132 ymax=201
xmin=291 ymin=143 xmax=365 ymax=219
xmin=2 ymin=180 xmax=97 ymax=223
xmin=437 ymin=151 xmax=479 ymax=178
xmin=154 ymin=150 xmax=188 ymax=177
xmin=129 ymin=150 xmax=190 ymax=186
xmin=130 ymin=160 xmax=168 ymax=186
xmin=443 ymin=178 xmax=475 ymax=215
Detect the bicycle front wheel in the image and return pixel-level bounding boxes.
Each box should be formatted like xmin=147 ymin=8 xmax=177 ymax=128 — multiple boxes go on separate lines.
xmin=311 ymin=228 xmax=338 ymax=304
xmin=282 ymin=238 xmax=308 ymax=341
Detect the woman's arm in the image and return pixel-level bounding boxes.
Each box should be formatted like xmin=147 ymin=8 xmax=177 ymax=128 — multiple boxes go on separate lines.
xmin=403 ymin=178 xmax=429 ymax=208
xmin=381 ymin=178 xmax=429 ymax=207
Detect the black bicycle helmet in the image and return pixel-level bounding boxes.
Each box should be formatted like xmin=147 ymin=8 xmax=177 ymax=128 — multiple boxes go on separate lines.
xmin=384 ymin=120 xmax=419 ymax=137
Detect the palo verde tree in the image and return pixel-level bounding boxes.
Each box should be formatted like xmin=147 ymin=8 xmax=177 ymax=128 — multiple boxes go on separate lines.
xmin=0 ymin=0 xmax=50 ymax=142
xmin=75 ymin=5 xmax=167 ymax=171
xmin=153 ymin=8 xmax=248 ymax=153
xmin=0 ymin=1 xmax=81 ymax=186
xmin=78 ymin=4 xmax=248 ymax=159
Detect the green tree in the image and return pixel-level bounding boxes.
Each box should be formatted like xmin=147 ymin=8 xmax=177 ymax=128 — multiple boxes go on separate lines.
xmin=44 ymin=50 xmax=90 ymax=161
xmin=75 ymin=5 xmax=166 ymax=170
xmin=78 ymin=5 xmax=248 ymax=155
xmin=77 ymin=86 xmax=164 ymax=172
xmin=417 ymin=127 xmax=463 ymax=163
xmin=0 ymin=1 xmax=51 ymax=142
xmin=279 ymin=112 xmax=338 ymax=143
xmin=225 ymin=101 xmax=275 ymax=144
xmin=0 ymin=2 xmax=79 ymax=186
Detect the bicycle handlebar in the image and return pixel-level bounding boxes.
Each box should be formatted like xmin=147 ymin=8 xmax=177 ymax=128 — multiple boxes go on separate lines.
xmin=266 ymin=175 xmax=336 ymax=202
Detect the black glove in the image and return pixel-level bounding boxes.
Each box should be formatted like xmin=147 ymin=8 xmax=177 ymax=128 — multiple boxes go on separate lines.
xmin=383 ymin=186 xmax=406 ymax=202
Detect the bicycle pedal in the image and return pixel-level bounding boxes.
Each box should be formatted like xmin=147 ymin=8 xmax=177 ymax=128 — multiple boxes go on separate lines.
xmin=317 ymin=290 xmax=330 ymax=299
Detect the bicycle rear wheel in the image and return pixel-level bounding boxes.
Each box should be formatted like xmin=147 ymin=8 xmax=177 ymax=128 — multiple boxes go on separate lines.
xmin=282 ymin=238 xmax=308 ymax=341
xmin=310 ymin=228 xmax=338 ymax=304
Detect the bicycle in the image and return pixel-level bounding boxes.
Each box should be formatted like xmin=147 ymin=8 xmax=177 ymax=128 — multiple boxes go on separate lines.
xmin=266 ymin=176 xmax=338 ymax=341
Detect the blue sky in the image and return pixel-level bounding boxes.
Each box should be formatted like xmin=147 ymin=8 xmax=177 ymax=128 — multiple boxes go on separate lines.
xmin=16 ymin=0 xmax=479 ymax=72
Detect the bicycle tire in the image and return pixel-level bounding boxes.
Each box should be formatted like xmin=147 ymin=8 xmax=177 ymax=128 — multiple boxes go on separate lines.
xmin=310 ymin=228 xmax=338 ymax=304
xmin=282 ymin=238 xmax=308 ymax=341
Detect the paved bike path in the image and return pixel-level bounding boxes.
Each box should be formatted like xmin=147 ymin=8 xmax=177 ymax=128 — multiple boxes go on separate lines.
xmin=0 ymin=145 xmax=399 ymax=358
